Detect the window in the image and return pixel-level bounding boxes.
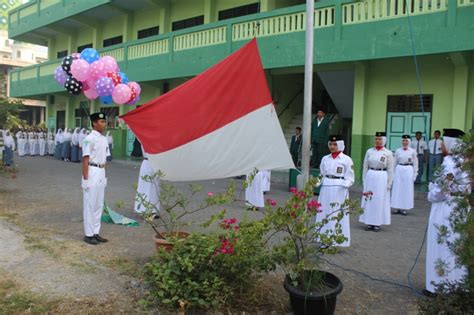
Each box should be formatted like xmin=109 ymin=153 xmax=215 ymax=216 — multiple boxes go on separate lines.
xmin=103 ymin=36 xmax=123 ymax=48
xmin=218 ymin=3 xmax=259 ymax=21
xmin=137 ymin=26 xmax=159 ymax=39
xmin=77 ymin=43 xmax=93 ymax=53
xmin=75 ymin=102 xmax=90 ymax=128
xmin=387 ymin=95 xmax=433 ymax=112
xmin=57 ymin=50 xmax=68 ymax=58
xmin=172 ymin=15 xmax=204 ymax=31
xmin=100 ymin=106 xmax=119 ymax=129
xmin=16 ymin=51 xmax=21 ymax=59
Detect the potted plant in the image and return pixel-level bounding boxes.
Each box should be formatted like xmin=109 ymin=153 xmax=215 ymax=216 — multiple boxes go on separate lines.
xmin=135 ymin=171 xmax=235 ymax=251
xmin=263 ymin=176 xmax=362 ymax=315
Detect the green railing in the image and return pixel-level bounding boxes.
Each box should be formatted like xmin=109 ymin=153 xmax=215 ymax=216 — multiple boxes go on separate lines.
xmin=9 ymin=0 xmax=472 ymax=89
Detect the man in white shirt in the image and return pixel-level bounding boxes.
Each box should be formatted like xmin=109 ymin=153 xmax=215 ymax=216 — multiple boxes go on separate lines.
xmin=82 ymin=112 xmax=110 ymax=245
xmin=427 ymin=130 xmax=443 ymax=182
xmin=410 ymin=131 xmax=427 ymax=183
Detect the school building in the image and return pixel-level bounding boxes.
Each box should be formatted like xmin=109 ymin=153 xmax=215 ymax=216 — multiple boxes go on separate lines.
xmin=7 ymin=0 xmax=474 ymax=179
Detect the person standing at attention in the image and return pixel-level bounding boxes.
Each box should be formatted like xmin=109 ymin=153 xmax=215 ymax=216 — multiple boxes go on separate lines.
xmin=410 ymin=131 xmax=428 ymax=183
xmin=311 ymin=109 xmax=330 ymax=168
xmin=427 ymin=130 xmax=443 ymax=182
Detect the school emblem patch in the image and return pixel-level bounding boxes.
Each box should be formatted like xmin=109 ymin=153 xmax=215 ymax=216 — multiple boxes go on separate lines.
xmin=336 ymin=167 xmax=343 ymax=174
xmin=408 ymin=158 xmax=412 ymax=163
xmin=380 ymin=156 xmax=385 ymax=162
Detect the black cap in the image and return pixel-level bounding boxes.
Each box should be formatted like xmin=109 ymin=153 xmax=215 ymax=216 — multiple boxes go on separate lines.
xmin=375 ymin=132 xmax=386 ymax=137
xmin=328 ymin=135 xmax=343 ymax=141
xmin=401 ymin=134 xmax=411 ymax=139
xmin=443 ymin=128 xmax=465 ymax=138
xmin=90 ymin=112 xmax=106 ymax=122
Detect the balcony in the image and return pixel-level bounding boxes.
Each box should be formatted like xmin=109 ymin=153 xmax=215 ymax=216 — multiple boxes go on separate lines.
xmin=9 ymin=0 xmax=474 ymax=98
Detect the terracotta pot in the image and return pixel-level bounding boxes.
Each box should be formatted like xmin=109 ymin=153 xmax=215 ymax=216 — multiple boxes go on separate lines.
xmin=153 ymin=231 xmax=190 ymax=252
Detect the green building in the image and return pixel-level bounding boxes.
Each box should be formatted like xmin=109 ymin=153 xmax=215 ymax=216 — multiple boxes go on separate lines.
xmin=7 ymin=0 xmax=474 ymax=180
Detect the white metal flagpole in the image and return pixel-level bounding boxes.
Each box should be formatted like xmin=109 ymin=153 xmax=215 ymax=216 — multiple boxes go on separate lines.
xmin=301 ymin=0 xmax=314 ymax=184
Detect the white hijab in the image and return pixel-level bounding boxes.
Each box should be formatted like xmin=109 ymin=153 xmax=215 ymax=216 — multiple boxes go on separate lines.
xmin=56 ymin=129 xmax=64 ymax=143
xmin=443 ymin=136 xmax=461 ymax=153
xmin=4 ymin=130 xmax=14 ymax=147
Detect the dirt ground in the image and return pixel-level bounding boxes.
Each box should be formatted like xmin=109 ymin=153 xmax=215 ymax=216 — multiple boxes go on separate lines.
xmin=0 ymin=155 xmax=430 ymax=314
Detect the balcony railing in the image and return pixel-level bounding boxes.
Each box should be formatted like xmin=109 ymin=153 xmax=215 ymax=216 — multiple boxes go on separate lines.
xmin=9 ymin=0 xmax=474 ymax=94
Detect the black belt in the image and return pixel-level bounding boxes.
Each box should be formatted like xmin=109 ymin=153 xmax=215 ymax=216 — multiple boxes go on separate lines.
xmin=143 ymin=158 xmax=148 ymax=160
xmin=89 ymin=162 xmax=105 ymax=168
xmin=369 ymin=168 xmax=387 ymax=171
xmin=325 ymin=175 xmax=344 ymax=179
xmin=450 ymin=192 xmax=465 ymax=197
xmin=399 ymin=163 xmax=413 ymax=166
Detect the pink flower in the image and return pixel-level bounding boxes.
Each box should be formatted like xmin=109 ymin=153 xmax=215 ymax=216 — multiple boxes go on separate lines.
xmin=266 ymin=198 xmax=277 ymax=206
xmin=293 ymin=204 xmax=299 ymax=209
xmin=297 ymin=191 xmax=307 ymax=200
xmin=207 ymin=192 xmax=214 ymax=197
xmin=289 ymin=187 xmax=297 ymax=194
xmin=307 ymin=199 xmax=321 ymax=213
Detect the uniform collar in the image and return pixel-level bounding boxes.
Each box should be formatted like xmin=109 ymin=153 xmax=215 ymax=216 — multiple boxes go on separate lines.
xmin=91 ymin=130 xmax=103 ymax=136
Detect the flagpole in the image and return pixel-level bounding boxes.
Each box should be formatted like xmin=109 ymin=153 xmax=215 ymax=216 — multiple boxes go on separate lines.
xmin=301 ymin=0 xmax=314 ymax=184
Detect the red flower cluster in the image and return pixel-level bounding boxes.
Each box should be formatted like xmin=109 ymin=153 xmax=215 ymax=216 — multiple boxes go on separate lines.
xmin=266 ymin=198 xmax=277 ymax=206
xmin=307 ymin=199 xmax=321 ymax=213
xmin=220 ymin=218 xmax=239 ymax=231
xmin=362 ymin=191 xmax=373 ymax=197
xmin=289 ymin=187 xmax=297 ymax=193
xmin=216 ymin=238 xmax=235 ymax=255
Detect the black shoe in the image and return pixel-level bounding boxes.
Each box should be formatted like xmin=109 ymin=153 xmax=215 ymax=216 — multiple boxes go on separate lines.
xmin=152 ymin=213 xmax=160 ymax=220
xmin=373 ymin=226 xmax=381 ymax=232
xmin=392 ymin=210 xmax=400 ymax=215
xmin=84 ymin=236 xmax=99 ymax=245
xmin=421 ymin=289 xmax=437 ymax=298
xmin=365 ymin=225 xmax=374 ymax=231
xmin=93 ymin=234 xmax=108 ymax=243
xmin=401 ymin=210 xmax=408 ymax=216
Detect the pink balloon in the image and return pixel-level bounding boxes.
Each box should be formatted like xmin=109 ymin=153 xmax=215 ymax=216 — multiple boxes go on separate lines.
xmin=72 ymin=52 xmax=81 ymax=59
xmin=84 ymin=87 xmax=99 ymax=100
xmin=127 ymin=82 xmax=141 ymax=95
xmin=70 ymin=59 xmax=90 ymax=82
xmin=84 ymin=79 xmax=96 ymax=91
xmin=101 ymin=56 xmax=118 ymax=73
xmin=112 ymin=84 xmax=131 ymax=105
xmin=89 ymin=59 xmax=107 ymax=81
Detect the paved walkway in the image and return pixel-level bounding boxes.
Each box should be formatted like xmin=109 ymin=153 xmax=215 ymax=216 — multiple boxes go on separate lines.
xmin=0 ymin=154 xmax=430 ymax=313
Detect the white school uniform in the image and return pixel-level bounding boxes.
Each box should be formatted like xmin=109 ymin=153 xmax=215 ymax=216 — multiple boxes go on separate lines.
xmin=391 ymin=146 xmax=418 ymax=210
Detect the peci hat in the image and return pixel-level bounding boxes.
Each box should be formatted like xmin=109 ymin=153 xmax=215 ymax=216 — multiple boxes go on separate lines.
xmin=443 ymin=128 xmax=465 ymax=138
xmin=90 ymin=112 xmax=106 ymax=122
xmin=401 ymin=134 xmax=411 ymax=139
xmin=328 ymin=135 xmax=343 ymax=142
xmin=375 ymin=131 xmax=386 ymax=137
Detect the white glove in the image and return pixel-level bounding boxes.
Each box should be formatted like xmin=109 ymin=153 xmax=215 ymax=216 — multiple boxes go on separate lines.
xmin=81 ymin=178 xmax=89 ymax=190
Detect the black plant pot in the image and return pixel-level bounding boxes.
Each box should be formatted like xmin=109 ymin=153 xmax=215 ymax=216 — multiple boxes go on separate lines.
xmin=283 ymin=271 xmax=343 ymax=315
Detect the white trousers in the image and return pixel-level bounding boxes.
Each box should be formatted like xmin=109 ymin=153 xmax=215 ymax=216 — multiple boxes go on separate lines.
xmin=18 ymin=139 xmax=25 ymax=156
xmin=39 ymin=139 xmax=46 ymax=156
xmin=83 ymin=167 xmax=107 ymax=237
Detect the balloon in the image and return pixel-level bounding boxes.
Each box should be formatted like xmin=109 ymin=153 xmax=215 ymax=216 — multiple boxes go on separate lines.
xmin=95 ymin=76 xmax=115 ymax=97
xmin=80 ymin=48 xmax=100 ymax=64
xmin=72 ymin=52 xmax=81 ymax=59
xmin=101 ymin=56 xmax=118 ymax=73
xmin=61 ymin=55 xmax=76 ymax=76
xmin=83 ymin=79 xmax=96 ymax=91
xmin=70 ymin=59 xmax=90 ymax=82
xmin=54 ymin=66 xmax=68 ymax=86
xmin=112 ymin=84 xmax=131 ymax=105
xmin=106 ymin=72 xmax=121 ymax=86
xmin=127 ymin=95 xmax=140 ymax=106
xmin=100 ymin=95 xmax=113 ymax=105
xmin=118 ymin=72 xmax=128 ymax=84
xmin=127 ymin=82 xmax=141 ymax=95
xmin=64 ymin=76 xmax=83 ymax=95
xmin=84 ymin=87 xmax=99 ymax=100
xmin=89 ymin=59 xmax=107 ymax=80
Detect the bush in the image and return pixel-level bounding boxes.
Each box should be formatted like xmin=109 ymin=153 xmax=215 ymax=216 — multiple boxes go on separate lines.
xmin=418 ymin=280 xmax=474 ymax=314
xmin=144 ymin=217 xmax=275 ymax=311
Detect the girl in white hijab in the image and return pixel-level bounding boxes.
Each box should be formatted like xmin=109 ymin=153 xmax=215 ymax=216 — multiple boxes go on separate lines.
xmin=61 ymin=128 xmax=72 ymax=161
xmin=3 ymin=130 xmax=15 ymax=166
xmin=106 ymin=131 xmax=113 ymax=162
xmin=47 ymin=129 xmax=55 ymax=156
xmin=70 ymin=128 xmax=81 ymax=162
xmin=55 ymin=129 xmax=63 ymax=160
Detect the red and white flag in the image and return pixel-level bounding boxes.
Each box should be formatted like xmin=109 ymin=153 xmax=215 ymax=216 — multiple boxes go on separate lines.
xmin=120 ymin=39 xmax=294 ymax=181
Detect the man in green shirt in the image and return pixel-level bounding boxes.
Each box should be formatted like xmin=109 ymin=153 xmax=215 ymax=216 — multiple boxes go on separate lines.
xmin=311 ymin=109 xmax=330 ymax=168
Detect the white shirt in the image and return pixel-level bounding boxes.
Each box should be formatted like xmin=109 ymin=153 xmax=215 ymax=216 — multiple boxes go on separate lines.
xmin=394 ymin=146 xmax=419 ymax=178
xmin=320 ymin=153 xmax=355 ymax=188
xmin=428 ymin=138 xmax=443 ymax=155
xmin=82 ymin=130 xmax=110 ymax=165
xmin=410 ymin=138 xmax=427 ymax=155
xmin=362 ymin=147 xmax=395 ymax=186
xmin=317 ymin=118 xmax=323 ymax=127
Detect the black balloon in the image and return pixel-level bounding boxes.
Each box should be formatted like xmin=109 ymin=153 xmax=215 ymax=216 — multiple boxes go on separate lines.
xmin=64 ymin=76 xmax=83 ymax=95
xmin=61 ymin=55 xmax=76 ymax=76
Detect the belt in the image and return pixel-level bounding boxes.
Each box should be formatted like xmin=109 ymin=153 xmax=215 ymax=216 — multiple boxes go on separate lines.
xmin=143 ymin=158 xmax=148 ymax=160
xmin=325 ymin=175 xmax=344 ymax=179
xmin=369 ymin=168 xmax=387 ymax=171
xmin=450 ymin=192 xmax=465 ymax=197
xmin=89 ymin=162 xmax=105 ymax=168
xmin=399 ymin=163 xmax=413 ymax=166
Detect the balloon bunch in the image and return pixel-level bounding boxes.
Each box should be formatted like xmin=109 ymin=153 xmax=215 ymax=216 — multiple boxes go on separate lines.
xmin=54 ymin=48 xmax=141 ymax=105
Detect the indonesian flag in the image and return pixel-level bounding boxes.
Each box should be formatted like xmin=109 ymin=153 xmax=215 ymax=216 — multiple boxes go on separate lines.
xmin=120 ymin=39 xmax=294 ymax=181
